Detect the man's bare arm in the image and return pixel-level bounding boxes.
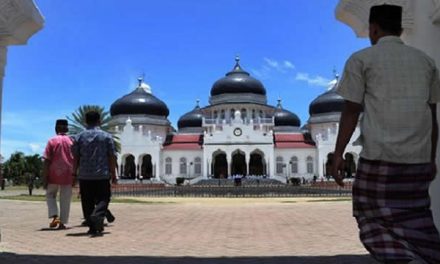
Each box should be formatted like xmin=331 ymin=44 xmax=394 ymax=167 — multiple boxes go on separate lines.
xmin=332 ymin=100 xmax=362 ymax=186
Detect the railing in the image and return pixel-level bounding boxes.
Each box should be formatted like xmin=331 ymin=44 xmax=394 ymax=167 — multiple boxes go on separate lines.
xmin=109 ymin=182 xmax=352 ymax=198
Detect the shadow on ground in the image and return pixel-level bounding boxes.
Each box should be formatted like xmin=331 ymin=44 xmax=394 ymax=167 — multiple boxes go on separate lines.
xmin=0 ymin=253 xmax=378 ymax=264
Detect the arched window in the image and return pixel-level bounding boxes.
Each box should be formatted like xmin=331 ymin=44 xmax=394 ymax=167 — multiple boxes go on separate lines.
xmin=213 ymin=110 xmax=218 ymax=119
xmin=194 ymin=157 xmax=202 ymax=175
xmin=230 ymin=109 xmax=235 ymax=120
xmin=220 ymin=110 xmax=225 ymax=119
xmin=165 ymin=157 xmax=172 ymax=175
xmin=241 ymin=108 xmax=247 ymax=120
xmin=180 ymin=157 xmax=187 ymax=175
xmin=276 ymin=156 xmax=284 ymax=174
xmin=259 ymin=110 xmax=264 ymax=118
xmin=290 ymin=156 xmax=298 ymax=173
xmin=306 ymin=156 xmax=314 ymax=174
xmin=252 ymin=109 xmax=256 ymax=119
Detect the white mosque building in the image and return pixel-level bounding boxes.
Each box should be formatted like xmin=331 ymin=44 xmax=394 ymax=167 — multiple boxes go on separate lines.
xmin=108 ymin=57 xmax=361 ymax=184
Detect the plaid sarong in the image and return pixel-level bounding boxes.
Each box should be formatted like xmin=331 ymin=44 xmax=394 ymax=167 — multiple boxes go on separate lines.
xmin=353 ymin=158 xmax=440 ymax=264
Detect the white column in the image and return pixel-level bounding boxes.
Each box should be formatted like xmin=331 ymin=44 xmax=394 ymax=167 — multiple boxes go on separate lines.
xmin=400 ymin=0 xmax=440 ymax=230
xmin=246 ymin=152 xmax=250 ymax=176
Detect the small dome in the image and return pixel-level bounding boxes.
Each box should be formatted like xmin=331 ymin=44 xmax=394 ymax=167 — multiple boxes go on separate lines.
xmin=274 ymin=99 xmax=301 ymax=127
xmin=210 ymin=56 xmax=266 ymax=96
xmin=110 ymin=78 xmax=169 ymax=117
xmin=309 ymin=77 xmax=344 ymax=115
xmin=177 ymin=101 xmax=204 ymax=129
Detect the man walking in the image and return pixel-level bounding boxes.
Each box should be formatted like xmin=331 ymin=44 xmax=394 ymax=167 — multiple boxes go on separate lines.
xmin=332 ymin=4 xmax=440 ymax=264
xmin=72 ymin=110 xmax=117 ymax=236
xmin=43 ymin=119 xmax=74 ymax=229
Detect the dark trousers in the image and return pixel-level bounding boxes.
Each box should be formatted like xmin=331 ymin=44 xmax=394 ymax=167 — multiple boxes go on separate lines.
xmin=79 ymin=179 xmax=110 ymax=228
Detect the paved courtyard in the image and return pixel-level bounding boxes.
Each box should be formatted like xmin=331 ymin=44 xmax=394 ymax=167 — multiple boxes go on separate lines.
xmin=0 ymin=190 xmax=377 ymax=264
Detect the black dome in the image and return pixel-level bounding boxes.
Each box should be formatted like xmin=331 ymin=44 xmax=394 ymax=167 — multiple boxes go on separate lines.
xmin=110 ymin=82 xmax=169 ymax=117
xmin=178 ymin=103 xmax=204 ymax=129
xmin=210 ymin=57 xmax=266 ymax=96
xmin=309 ymin=87 xmax=344 ymax=115
xmin=274 ymin=101 xmax=301 ymax=127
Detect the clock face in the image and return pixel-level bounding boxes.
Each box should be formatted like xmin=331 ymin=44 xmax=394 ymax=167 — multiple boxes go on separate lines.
xmin=233 ymin=128 xmax=242 ymax=137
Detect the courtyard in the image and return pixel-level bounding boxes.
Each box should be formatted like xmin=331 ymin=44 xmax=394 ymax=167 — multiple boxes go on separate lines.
xmin=0 ymin=189 xmax=376 ymax=264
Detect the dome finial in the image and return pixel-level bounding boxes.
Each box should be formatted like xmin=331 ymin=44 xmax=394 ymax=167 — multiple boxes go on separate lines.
xmin=195 ymin=99 xmax=200 ymax=108
xmin=233 ymin=55 xmax=242 ymax=71
xmin=277 ymin=98 xmax=282 ymax=108
xmin=332 ymin=67 xmax=339 ymax=81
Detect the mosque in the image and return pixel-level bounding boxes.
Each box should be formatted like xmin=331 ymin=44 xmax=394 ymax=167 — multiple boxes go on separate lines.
xmin=108 ymin=57 xmax=361 ymax=184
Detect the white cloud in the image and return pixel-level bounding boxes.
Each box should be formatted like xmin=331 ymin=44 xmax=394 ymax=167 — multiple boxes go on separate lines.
xmin=264 ymin=57 xmax=279 ymax=68
xmin=251 ymin=58 xmax=296 ymax=79
xmin=28 ymin=143 xmax=42 ymax=153
xmin=283 ymin=60 xmax=295 ymax=69
xmin=295 ymin=72 xmax=331 ymax=87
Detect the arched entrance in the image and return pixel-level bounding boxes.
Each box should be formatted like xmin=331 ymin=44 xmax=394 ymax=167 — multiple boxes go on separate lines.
xmin=123 ymin=154 xmax=136 ymax=179
xmin=231 ymin=150 xmax=246 ymax=176
xmin=344 ymin=153 xmax=356 ymax=178
xmin=213 ymin=153 xmax=228 ymax=178
xmin=141 ymin=155 xmax=153 ymax=179
xmin=249 ymin=152 xmax=265 ymax=176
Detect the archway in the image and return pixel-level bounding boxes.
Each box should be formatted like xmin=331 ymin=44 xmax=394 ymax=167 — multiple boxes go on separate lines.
xmin=123 ymin=154 xmax=136 ymax=179
xmin=213 ymin=152 xmax=228 ymax=178
xmin=344 ymin=153 xmax=356 ymax=178
xmin=231 ymin=150 xmax=246 ymax=176
xmin=141 ymin=154 xmax=153 ymax=179
xmin=249 ymin=151 xmax=265 ymax=176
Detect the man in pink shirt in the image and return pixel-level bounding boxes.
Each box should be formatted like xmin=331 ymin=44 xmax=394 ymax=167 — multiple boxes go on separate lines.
xmin=43 ymin=119 xmax=75 ymax=229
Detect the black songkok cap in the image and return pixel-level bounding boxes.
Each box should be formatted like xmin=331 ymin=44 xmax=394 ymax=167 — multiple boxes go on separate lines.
xmin=369 ymin=4 xmax=402 ymax=28
xmin=56 ymin=119 xmax=68 ymax=126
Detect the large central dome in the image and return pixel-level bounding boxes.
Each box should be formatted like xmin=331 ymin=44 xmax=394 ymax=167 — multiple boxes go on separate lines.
xmin=110 ymin=79 xmax=169 ymax=117
xmin=210 ymin=57 xmax=266 ymax=96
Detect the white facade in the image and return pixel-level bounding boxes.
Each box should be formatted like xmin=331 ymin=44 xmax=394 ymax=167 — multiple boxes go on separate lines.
xmin=112 ymin=76 xmax=359 ymax=185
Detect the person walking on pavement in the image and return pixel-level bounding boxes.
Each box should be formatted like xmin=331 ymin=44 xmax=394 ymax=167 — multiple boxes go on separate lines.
xmin=332 ymin=4 xmax=440 ymax=264
xmin=72 ymin=110 xmax=117 ymax=236
xmin=42 ymin=119 xmax=75 ymax=229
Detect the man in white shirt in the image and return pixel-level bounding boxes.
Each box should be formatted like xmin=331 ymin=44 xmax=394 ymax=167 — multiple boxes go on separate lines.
xmin=332 ymin=4 xmax=440 ymax=264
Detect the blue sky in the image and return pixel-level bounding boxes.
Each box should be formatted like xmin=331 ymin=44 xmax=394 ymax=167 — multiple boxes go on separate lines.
xmin=1 ymin=0 xmax=369 ymax=159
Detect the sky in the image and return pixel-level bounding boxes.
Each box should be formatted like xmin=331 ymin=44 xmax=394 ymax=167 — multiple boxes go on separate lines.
xmin=1 ymin=0 xmax=370 ymax=160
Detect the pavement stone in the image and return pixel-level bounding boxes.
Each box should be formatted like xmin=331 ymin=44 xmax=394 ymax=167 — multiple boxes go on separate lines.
xmin=0 ymin=190 xmax=378 ymax=264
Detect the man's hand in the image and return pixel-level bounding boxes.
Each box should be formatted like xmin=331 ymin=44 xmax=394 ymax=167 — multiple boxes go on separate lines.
xmin=331 ymin=155 xmax=345 ymax=187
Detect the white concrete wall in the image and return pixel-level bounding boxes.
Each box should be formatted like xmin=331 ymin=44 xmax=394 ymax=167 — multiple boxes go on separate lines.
xmin=400 ymin=0 xmax=440 ymax=230
xmin=310 ymin=120 xmax=362 ymax=177
xmin=273 ymin=148 xmax=316 ymax=181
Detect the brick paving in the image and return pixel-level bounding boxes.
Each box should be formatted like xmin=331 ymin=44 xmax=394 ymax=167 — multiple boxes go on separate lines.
xmin=0 ymin=190 xmax=377 ymax=264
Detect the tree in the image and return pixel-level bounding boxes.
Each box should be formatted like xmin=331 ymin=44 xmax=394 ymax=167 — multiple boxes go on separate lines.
xmin=3 ymin=152 xmax=27 ymax=185
xmin=67 ymin=105 xmax=120 ymax=152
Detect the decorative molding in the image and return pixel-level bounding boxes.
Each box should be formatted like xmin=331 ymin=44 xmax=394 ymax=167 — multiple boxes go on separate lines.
xmin=0 ymin=0 xmax=44 ymax=45
xmin=336 ymin=0 xmax=414 ymax=38
xmin=0 ymin=45 xmax=6 ymax=77
xmin=432 ymin=0 xmax=440 ymax=24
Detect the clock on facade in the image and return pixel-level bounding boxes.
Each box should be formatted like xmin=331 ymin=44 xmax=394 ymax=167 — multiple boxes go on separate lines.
xmin=233 ymin=127 xmax=242 ymax=137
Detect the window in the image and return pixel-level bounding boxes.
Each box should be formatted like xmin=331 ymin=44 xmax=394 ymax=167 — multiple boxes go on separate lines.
xmin=213 ymin=110 xmax=218 ymax=119
xmin=259 ymin=110 xmax=264 ymax=118
xmin=165 ymin=157 xmax=172 ymax=175
xmin=290 ymin=156 xmax=298 ymax=173
xmin=276 ymin=156 xmax=284 ymax=174
xmin=241 ymin=108 xmax=247 ymax=120
xmin=180 ymin=157 xmax=187 ymax=175
xmin=230 ymin=109 xmax=235 ymax=119
xmin=220 ymin=110 xmax=225 ymax=119
xmin=252 ymin=109 xmax=256 ymax=119
xmin=306 ymin=156 xmax=314 ymax=174
xmin=194 ymin=157 xmax=202 ymax=175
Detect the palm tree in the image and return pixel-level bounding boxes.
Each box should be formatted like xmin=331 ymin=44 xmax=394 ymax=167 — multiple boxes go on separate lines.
xmin=67 ymin=105 xmax=120 ymax=152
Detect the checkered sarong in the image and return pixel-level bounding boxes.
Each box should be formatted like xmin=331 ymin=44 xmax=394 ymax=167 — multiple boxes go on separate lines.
xmin=353 ymin=158 xmax=440 ymax=264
